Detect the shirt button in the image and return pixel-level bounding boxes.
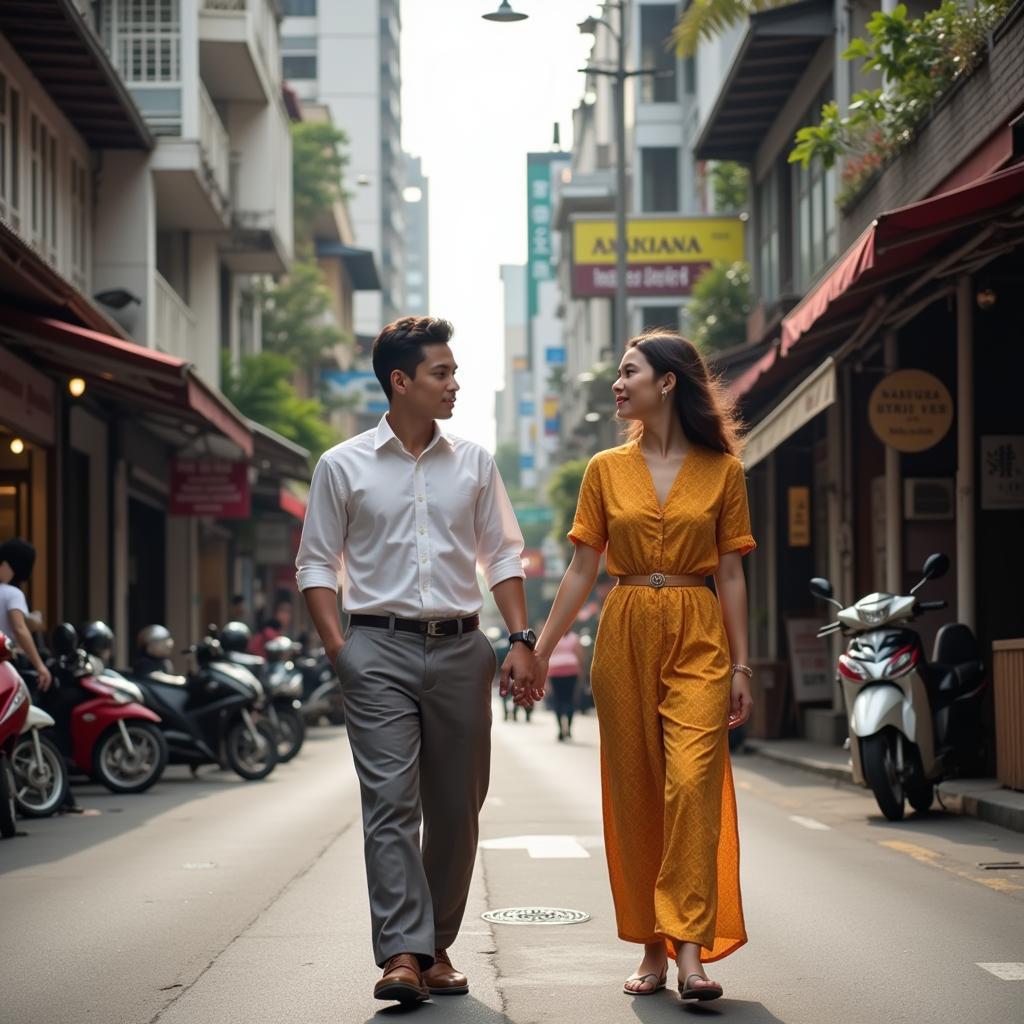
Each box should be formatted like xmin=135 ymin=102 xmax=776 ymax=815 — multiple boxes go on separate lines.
xmin=421 ymin=556 xmax=429 ymax=564
xmin=417 ymin=495 xmax=424 ymax=502
xmin=418 ymin=527 xmax=426 ymax=535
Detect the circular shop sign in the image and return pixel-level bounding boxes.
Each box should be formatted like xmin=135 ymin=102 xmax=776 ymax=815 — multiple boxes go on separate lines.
xmin=868 ymin=369 xmax=953 ymax=453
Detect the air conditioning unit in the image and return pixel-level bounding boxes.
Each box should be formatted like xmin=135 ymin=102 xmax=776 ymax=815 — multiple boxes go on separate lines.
xmin=904 ymin=478 xmax=954 ymax=520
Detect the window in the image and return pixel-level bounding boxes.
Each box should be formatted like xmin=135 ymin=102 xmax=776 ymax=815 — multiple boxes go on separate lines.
xmin=279 ymin=0 xmax=317 ymax=14
xmin=70 ymin=156 xmax=90 ymax=290
xmin=639 ymin=5 xmax=677 ymax=103
xmin=640 ymin=305 xmax=679 ymax=331
xmin=792 ymin=85 xmax=837 ymax=290
xmin=756 ymin=168 xmax=780 ymax=303
xmin=0 ymin=73 xmax=20 ymax=231
xmin=103 ymin=0 xmax=181 ymax=83
xmin=641 ymin=147 xmax=679 ymax=212
xmin=29 ymin=112 xmax=57 ymax=265
xmin=282 ymin=55 xmax=317 ymax=81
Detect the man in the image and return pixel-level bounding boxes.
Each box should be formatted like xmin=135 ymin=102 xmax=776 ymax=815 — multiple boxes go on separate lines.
xmin=296 ymin=316 xmax=543 ymax=1005
xmin=0 ymin=538 xmax=52 ymax=692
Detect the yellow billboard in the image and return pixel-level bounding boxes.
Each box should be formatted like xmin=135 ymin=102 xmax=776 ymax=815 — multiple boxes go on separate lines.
xmin=571 ymin=216 xmax=745 ymax=297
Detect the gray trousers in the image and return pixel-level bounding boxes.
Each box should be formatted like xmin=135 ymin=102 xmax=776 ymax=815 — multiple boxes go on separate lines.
xmin=335 ymin=622 xmax=496 ymax=967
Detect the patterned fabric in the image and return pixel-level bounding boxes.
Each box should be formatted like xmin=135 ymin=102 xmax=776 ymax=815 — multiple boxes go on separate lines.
xmin=569 ymin=440 xmax=755 ymax=963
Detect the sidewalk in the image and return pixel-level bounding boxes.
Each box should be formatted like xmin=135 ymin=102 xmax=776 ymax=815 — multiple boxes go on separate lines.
xmin=744 ymin=737 xmax=1024 ymax=834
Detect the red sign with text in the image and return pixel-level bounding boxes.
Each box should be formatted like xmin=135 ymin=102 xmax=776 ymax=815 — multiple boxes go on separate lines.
xmin=170 ymin=459 xmax=250 ymax=518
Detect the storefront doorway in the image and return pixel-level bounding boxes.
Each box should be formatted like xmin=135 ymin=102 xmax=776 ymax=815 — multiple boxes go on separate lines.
xmin=128 ymin=497 xmax=166 ymax=649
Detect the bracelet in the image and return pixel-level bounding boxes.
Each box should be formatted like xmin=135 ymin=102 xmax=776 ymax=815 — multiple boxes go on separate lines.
xmin=731 ymin=663 xmax=753 ymax=679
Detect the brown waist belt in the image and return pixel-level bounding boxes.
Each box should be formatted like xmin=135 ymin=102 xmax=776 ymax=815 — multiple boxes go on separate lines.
xmin=615 ymin=573 xmax=706 ymax=590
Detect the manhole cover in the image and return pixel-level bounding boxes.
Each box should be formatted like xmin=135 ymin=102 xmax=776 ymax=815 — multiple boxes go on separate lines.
xmin=482 ymin=907 xmax=591 ymax=926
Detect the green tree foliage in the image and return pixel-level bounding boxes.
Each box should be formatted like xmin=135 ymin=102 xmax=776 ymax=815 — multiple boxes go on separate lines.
xmin=221 ymin=351 xmax=334 ymax=461
xmin=258 ymin=257 xmax=344 ymax=370
xmin=685 ymin=262 xmax=752 ymax=354
xmin=709 ymin=161 xmax=750 ymax=213
xmin=672 ymin=0 xmax=791 ymax=57
xmin=546 ymin=458 xmax=590 ymax=543
xmin=291 ymin=121 xmax=350 ymax=245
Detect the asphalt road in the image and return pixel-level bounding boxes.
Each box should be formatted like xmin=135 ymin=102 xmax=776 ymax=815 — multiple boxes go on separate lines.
xmin=2 ymin=706 xmax=1022 ymax=1024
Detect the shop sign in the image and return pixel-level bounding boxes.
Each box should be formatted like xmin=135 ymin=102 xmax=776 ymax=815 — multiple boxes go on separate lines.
xmin=785 ymin=617 xmax=833 ymax=703
xmin=527 ymin=152 xmax=568 ymax=320
xmin=255 ymin=521 xmax=294 ymax=565
xmin=322 ymin=370 xmax=388 ymax=415
xmin=981 ymin=436 xmax=1024 ymax=510
xmin=571 ymin=216 xmax=745 ymax=298
xmin=170 ymin=459 xmax=251 ymax=518
xmin=0 ymin=346 xmax=56 ymax=445
xmin=788 ymin=486 xmax=811 ymax=547
xmin=514 ymin=506 xmax=554 ymax=526
xmin=868 ymin=369 xmax=953 ymax=453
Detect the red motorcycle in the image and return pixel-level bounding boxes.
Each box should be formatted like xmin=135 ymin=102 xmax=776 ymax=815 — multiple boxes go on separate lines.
xmin=0 ymin=632 xmax=32 ymax=838
xmin=42 ymin=624 xmax=168 ymax=795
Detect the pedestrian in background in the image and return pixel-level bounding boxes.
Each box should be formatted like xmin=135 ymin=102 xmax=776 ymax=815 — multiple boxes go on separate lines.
xmin=547 ymin=630 xmax=584 ymax=741
xmin=0 ymin=538 xmax=51 ymax=692
xmin=296 ymin=316 xmax=542 ymax=1006
xmin=533 ymin=330 xmax=755 ymax=1003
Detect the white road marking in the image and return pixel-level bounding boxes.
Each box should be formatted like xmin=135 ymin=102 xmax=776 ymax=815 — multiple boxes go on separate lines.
xmin=976 ymin=963 xmax=1024 ymax=981
xmin=479 ymin=834 xmax=590 ymax=859
xmin=789 ymin=815 xmax=831 ymax=831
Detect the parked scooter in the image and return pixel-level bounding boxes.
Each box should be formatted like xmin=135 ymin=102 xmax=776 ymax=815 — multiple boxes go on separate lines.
xmin=37 ymin=624 xmax=168 ymax=795
xmin=11 ymin=700 xmax=67 ymax=819
xmin=810 ymin=553 xmax=987 ymax=820
xmin=296 ymin=644 xmax=344 ymax=727
xmin=220 ymin=622 xmax=305 ymax=763
xmin=102 ymin=623 xmax=278 ymax=782
xmin=0 ymin=632 xmax=32 ymax=837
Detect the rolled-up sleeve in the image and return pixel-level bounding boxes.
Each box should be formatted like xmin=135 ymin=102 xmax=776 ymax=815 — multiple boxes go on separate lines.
xmin=474 ymin=455 xmax=525 ymax=589
xmin=295 ymin=456 xmax=347 ymax=592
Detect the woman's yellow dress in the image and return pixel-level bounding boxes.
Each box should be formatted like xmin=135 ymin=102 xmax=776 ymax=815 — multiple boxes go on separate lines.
xmin=569 ymin=440 xmax=755 ymax=963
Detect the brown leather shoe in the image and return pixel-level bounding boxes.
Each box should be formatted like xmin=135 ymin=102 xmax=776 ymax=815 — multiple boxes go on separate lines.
xmin=422 ymin=948 xmax=469 ymax=995
xmin=373 ymin=953 xmax=429 ymax=1004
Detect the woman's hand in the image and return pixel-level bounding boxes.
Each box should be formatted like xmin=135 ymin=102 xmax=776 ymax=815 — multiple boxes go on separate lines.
xmin=728 ymin=671 xmax=753 ymax=729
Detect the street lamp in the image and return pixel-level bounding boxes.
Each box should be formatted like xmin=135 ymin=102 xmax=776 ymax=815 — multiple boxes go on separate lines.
xmin=486 ymin=2 xmax=660 ymax=349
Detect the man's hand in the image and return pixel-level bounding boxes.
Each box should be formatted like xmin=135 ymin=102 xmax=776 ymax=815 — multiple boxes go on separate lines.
xmin=499 ymin=642 xmax=545 ymax=706
xmin=35 ymin=664 xmax=52 ymax=692
xmin=327 ymin=639 xmax=345 ymax=672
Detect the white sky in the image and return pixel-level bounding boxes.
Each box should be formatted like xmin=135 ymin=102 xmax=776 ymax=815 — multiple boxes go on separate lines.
xmin=401 ymin=0 xmax=601 ymax=453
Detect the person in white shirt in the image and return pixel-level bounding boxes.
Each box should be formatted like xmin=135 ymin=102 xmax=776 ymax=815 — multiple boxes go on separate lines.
xmin=0 ymin=538 xmax=51 ymax=691
xmin=296 ymin=315 xmax=543 ymax=1006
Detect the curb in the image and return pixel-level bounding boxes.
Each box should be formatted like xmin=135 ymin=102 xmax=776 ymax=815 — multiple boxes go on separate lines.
xmin=743 ymin=741 xmax=855 ymax=785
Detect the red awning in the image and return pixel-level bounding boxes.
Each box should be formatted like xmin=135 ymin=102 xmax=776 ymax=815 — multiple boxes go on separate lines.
xmin=0 ymin=308 xmax=252 ymax=455
xmin=279 ymin=488 xmax=307 ymax=522
xmin=780 ymin=161 xmax=1024 ymax=357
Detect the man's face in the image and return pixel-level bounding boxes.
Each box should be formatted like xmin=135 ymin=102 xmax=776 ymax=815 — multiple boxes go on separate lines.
xmin=0 ymin=561 xmax=11 ymax=584
xmin=394 ymin=343 xmax=460 ymax=420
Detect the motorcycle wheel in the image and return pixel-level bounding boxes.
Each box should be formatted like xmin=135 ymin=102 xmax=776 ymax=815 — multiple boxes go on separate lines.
xmin=226 ymin=718 xmax=278 ymax=781
xmin=0 ymin=756 xmax=17 ymax=838
xmin=93 ymin=722 xmax=169 ymax=794
xmin=907 ymin=781 xmax=935 ymax=813
xmin=12 ymin=733 xmax=68 ymax=817
xmin=862 ymin=730 xmax=906 ymax=821
xmin=273 ymin=703 xmax=305 ymax=763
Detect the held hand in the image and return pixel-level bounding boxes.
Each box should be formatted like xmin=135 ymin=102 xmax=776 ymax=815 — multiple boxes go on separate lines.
xmin=503 ymin=644 xmax=545 ymax=706
xmin=728 ymin=671 xmax=753 ymax=730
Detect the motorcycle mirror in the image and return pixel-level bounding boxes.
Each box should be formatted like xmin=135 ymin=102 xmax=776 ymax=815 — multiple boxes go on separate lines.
xmin=922 ymin=552 xmax=950 ymax=580
xmin=809 ymin=577 xmax=833 ymax=600
xmin=52 ymin=622 xmax=79 ymax=656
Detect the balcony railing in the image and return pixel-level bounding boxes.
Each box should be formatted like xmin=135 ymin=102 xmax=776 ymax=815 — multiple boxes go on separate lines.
xmin=154 ymin=271 xmax=198 ymax=362
xmin=198 ymin=82 xmax=231 ymax=206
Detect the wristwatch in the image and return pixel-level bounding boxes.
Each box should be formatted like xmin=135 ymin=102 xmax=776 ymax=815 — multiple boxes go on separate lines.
xmin=508 ymin=629 xmax=537 ymax=651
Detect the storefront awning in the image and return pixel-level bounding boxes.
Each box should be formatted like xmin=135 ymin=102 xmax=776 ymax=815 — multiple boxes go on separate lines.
xmin=251 ymin=421 xmax=309 ymax=481
xmin=0 ymin=308 xmax=253 ymax=456
xmin=314 ymin=242 xmax=382 ymax=291
xmin=279 ymin=489 xmax=307 ymax=522
xmin=742 ymin=357 xmax=836 ymax=469
xmin=780 ymin=161 xmax=1024 ymax=357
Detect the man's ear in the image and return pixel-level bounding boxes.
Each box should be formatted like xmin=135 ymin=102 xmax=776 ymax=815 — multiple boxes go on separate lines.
xmin=390 ymin=369 xmax=408 ymax=396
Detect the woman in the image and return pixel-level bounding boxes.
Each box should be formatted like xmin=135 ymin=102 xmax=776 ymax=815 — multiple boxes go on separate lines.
xmin=533 ymin=331 xmax=754 ymax=1002
xmin=546 ymin=630 xmax=584 ymax=741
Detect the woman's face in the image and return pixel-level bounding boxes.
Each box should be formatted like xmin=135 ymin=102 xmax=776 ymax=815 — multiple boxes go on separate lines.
xmin=612 ymin=347 xmax=668 ymax=421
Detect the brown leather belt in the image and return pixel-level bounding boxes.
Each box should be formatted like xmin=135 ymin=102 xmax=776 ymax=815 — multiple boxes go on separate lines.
xmin=615 ymin=573 xmax=706 ymax=589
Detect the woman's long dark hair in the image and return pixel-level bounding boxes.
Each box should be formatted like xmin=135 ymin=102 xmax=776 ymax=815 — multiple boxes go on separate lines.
xmin=625 ymin=330 xmax=744 ymax=456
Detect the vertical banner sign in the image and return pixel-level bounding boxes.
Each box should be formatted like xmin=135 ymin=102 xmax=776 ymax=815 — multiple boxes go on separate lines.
xmin=787 ymin=486 xmax=811 ymax=547
xmin=526 ymin=153 xmax=557 ymax=331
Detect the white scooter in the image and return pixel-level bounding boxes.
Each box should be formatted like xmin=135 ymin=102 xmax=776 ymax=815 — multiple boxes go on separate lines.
xmin=810 ymin=553 xmax=987 ymax=821
xmin=12 ymin=701 xmax=69 ymax=818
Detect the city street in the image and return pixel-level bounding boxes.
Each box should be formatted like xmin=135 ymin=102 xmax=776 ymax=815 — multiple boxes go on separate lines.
xmin=2 ymin=707 xmax=1022 ymax=1024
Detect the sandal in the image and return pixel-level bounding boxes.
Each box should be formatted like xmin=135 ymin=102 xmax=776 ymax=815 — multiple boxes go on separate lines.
xmin=680 ymin=973 xmax=723 ymax=1002
xmin=623 ymin=968 xmax=667 ymax=996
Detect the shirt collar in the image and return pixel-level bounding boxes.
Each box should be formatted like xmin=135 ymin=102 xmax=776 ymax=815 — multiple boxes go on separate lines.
xmin=373 ymin=414 xmax=452 ymax=455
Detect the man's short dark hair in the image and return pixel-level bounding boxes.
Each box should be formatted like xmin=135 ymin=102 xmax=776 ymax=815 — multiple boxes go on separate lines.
xmin=372 ymin=316 xmax=454 ymax=400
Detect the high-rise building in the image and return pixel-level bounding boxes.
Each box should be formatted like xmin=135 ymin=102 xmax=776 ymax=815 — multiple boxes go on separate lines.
xmin=402 ymin=153 xmax=430 ymax=316
xmin=280 ymin=0 xmax=406 ymax=333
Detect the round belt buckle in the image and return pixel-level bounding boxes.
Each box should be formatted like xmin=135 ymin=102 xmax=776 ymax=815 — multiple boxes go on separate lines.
xmin=649 ymin=572 xmax=666 ymax=589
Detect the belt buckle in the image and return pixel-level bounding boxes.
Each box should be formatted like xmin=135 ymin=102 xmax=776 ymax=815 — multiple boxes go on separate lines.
xmin=649 ymin=572 xmax=666 ymax=589
xmin=426 ymin=620 xmax=444 ymax=637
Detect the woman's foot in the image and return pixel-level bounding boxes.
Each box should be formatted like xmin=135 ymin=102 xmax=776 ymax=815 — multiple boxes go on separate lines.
xmin=677 ymin=942 xmax=723 ymax=1001
xmin=623 ymin=944 xmax=668 ymax=995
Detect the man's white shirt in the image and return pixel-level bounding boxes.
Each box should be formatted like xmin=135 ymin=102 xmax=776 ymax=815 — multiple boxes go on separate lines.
xmin=295 ymin=415 xmax=525 ymax=618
